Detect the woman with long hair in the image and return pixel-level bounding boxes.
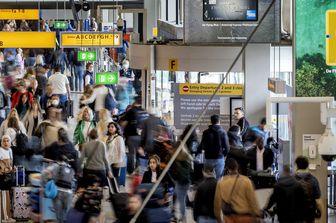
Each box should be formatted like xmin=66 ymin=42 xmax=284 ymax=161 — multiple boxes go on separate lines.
xmin=106 ymin=122 xmax=126 ymax=185
xmin=21 ymin=98 xmax=43 ymax=138
xmin=0 ymin=108 xmax=26 ymax=138
xmin=97 ymin=109 xmax=112 ymax=141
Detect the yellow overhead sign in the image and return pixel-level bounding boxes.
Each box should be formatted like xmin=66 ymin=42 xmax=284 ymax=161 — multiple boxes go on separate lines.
xmin=179 ymin=84 xmax=243 ymax=96
xmin=0 ymin=9 xmax=39 ymax=20
xmin=0 ymin=32 xmax=56 ymax=48
xmin=326 ymin=10 xmax=336 ymax=65
xmin=61 ymin=32 xmax=122 ymax=48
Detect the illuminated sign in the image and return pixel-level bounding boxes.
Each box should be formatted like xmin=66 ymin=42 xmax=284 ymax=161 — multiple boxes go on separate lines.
xmin=96 ymin=72 xmax=119 ymax=85
xmin=60 ymin=32 xmax=122 ymax=48
xmin=0 ymin=32 xmax=56 ymax=48
xmin=78 ymin=51 xmax=97 ymax=61
xmin=0 ymin=9 xmax=39 ymax=20
xmin=179 ymin=84 xmax=243 ymax=96
xmin=54 ymin=21 xmax=68 ymax=29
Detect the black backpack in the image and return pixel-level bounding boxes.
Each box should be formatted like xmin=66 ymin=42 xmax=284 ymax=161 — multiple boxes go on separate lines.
xmin=55 ymin=162 xmax=75 ymax=189
xmin=12 ymin=132 xmax=28 ymax=156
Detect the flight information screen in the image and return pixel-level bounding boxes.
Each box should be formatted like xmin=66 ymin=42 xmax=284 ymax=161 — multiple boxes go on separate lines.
xmin=203 ymin=0 xmax=258 ymax=21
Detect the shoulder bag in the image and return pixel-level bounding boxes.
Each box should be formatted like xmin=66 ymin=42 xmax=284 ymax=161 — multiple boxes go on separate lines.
xmin=222 ymin=175 xmax=239 ymax=216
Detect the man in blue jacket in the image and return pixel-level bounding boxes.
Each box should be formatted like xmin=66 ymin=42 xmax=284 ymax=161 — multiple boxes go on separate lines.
xmin=199 ymin=114 xmax=229 ymax=179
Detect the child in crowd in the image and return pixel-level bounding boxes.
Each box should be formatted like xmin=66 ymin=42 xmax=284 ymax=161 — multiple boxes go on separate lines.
xmin=141 ymin=155 xmax=161 ymax=184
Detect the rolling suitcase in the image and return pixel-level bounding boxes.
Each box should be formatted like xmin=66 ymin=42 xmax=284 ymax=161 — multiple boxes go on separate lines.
xmin=107 ymin=177 xmax=128 ymax=219
xmin=12 ymin=166 xmax=31 ymax=220
xmin=67 ymin=100 xmax=74 ymax=118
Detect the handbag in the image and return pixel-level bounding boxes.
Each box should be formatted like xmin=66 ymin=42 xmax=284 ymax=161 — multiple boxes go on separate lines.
xmin=222 ymin=175 xmax=239 ymax=215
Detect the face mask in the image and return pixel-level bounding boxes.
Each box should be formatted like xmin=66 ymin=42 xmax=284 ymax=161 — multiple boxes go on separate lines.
xmin=123 ymin=64 xmax=129 ymax=70
xmin=51 ymin=100 xmax=59 ymax=106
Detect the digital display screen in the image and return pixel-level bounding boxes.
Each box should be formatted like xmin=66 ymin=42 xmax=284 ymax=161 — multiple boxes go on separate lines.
xmin=203 ymin=0 xmax=258 ymax=21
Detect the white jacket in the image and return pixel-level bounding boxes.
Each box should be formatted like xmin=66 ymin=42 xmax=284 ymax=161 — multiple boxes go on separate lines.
xmin=106 ymin=134 xmax=126 ymax=168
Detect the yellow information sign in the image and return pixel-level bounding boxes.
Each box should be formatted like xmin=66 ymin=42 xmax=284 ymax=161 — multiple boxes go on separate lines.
xmin=179 ymin=84 xmax=243 ymax=96
xmin=168 ymin=59 xmax=179 ymax=71
xmin=61 ymin=32 xmax=122 ymax=48
xmin=0 ymin=9 xmax=39 ymax=20
xmin=0 ymin=32 xmax=56 ymax=48
xmin=326 ymin=10 xmax=336 ymax=65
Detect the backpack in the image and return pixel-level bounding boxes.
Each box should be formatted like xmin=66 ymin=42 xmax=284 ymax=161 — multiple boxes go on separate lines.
xmin=134 ymin=107 xmax=149 ymax=130
xmin=0 ymin=91 xmax=8 ymax=109
xmin=297 ymin=174 xmax=321 ymax=219
xmin=13 ymin=132 xmax=28 ymax=156
xmin=55 ymin=162 xmax=75 ymax=189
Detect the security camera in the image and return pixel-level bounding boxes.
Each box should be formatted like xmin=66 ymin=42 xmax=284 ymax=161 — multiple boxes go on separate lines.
xmin=318 ymin=128 xmax=336 ymax=162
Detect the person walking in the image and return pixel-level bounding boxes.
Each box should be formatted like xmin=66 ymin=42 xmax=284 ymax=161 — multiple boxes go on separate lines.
xmin=295 ymin=156 xmax=321 ymax=223
xmin=48 ymin=66 xmax=71 ymax=108
xmin=193 ymin=165 xmax=217 ymax=223
xmin=214 ymin=158 xmax=261 ymax=223
xmin=199 ymin=114 xmax=229 ymax=179
xmin=79 ymin=129 xmax=113 ymax=187
xmin=264 ymin=165 xmax=306 ymax=223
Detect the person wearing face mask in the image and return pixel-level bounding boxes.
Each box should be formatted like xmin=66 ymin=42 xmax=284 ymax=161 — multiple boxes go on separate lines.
xmin=74 ymin=106 xmax=96 ymax=151
xmin=119 ymin=60 xmax=135 ymax=98
xmin=47 ymin=95 xmax=62 ymax=109
xmin=0 ymin=135 xmax=15 ymax=222
xmin=84 ymin=62 xmax=94 ymax=87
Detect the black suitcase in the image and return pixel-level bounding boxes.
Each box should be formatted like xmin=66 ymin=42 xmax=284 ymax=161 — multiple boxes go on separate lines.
xmin=107 ymin=177 xmax=128 ymax=219
xmin=67 ymin=99 xmax=74 ymax=118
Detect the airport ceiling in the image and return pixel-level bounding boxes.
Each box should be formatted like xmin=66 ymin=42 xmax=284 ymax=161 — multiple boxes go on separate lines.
xmin=0 ymin=0 xmax=144 ymax=9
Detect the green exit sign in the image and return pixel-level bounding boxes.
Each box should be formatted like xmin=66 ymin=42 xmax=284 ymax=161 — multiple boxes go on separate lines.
xmin=78 ymin=51 xmax=96 ymax=61
xmin=96 ymin=72 xmax=119 ymax=85
xmin=54 ymin=21 xmax=68 ymax=29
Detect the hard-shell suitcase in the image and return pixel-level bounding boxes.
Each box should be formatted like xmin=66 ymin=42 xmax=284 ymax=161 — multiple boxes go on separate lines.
xmin=12 ymin=187 xmax=31 ymax=219
xmin=12 ymin=166 xmax=31 ymax=219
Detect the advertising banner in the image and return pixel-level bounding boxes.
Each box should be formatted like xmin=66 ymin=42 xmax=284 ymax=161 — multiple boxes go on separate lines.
xmin=174 ymin=84 xmax=243 ymax=131
xmin=184 ymin=0 xmax=280 ymax=44
xmin=295 ymin=1 xmax=336 ymax=97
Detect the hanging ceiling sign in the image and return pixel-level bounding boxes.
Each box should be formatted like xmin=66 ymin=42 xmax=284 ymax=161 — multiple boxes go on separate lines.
xmin=0 ymin=9 xmax=39 ymax=20
xmin=60 ymin=32 xmax=123 ymax=48
xmin=0 ymin=32 xmax=56 ymax=48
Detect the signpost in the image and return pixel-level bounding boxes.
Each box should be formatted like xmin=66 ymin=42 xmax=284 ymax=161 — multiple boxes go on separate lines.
xmin=78 ymin=51 xmax=97 ymax=61
xmin=96 ymin=72 xmax=119 ymax=85
xmin=61 ymin=32 xmax=122 ymax=48
xmin=168 ymin=59 xmax=178 ymax=71
xmin=0 ymin=9 xmax=39 ymax=20
xmin=0 ymin=32 xmax=56 ymax=48
xmin=54 ymin=21 xmax=68 ymax=29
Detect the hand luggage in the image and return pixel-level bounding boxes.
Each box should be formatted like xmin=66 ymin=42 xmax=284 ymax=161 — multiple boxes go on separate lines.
xmin=67 ymin=100 xmax=74 ymax=118
xmin=12 ymin=166 xmax=31 ymax=219
xmin=107 ymin=176 xmax=128 ymax=219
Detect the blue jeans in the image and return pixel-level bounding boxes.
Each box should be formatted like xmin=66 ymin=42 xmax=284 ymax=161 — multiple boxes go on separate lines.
xmin=204 ymin=157 xmax=224 ymax=179
xmin=53 ymin=190 xmax=73 ymax=223
xmin=175 ymin=183 xmax=190 ymax=220
xmin=197 ymin=216 xmax=217 ymax=223
xmin=56 ymin=94 xmax=68 ymax=108
xmin=74 ymin=65 xmax=84 ymax=92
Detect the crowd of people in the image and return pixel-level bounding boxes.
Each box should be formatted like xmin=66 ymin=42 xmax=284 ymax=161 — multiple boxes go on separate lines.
xmin=0 ymin=19 xmax=323 ymax=223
